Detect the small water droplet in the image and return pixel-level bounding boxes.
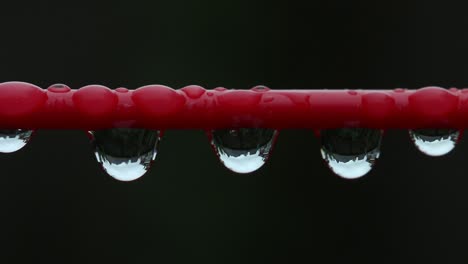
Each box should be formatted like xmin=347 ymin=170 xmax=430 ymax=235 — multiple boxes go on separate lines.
xmin=115 ymin=87 xmax=129 ymax=93
xmin=0 ymin=129 xmax=33 ymax=153
xmin=409 ymin=128 xmax=459 ymax=156
xmin=181 ymin=85 xmax=205 ymax=99
xmin=90 ymin=128 xmax=160 ymax=181
xmin=47 ymin=84 xmax=71 ymax=93
xmin=210 ymin=128 xmax=278 ymax=173
xmin=394 ymin=88 xmax=406 ymax=93
xmin=320 ymin=128 xmax=382 ymax=179
xmin=252 ymin=85 xmax=270 ymax=92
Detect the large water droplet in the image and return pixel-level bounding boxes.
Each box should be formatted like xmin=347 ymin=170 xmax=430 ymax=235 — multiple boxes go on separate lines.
xmin=409 ymin=128 xmax=459 ymax=156
xmin=210 ymin=128 xmax=278 ymax=174
xmin=90 ymin=128 xmax=160 ymax=181
xmin=320 ymin=128 xmax=382 ymax=179
xmin=0 ymin=129 xmax=33 ymax=153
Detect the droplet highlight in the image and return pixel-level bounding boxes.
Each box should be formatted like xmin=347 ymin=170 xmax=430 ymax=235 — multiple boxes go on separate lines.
xmin=210 ymin=128 xmax=278 ymax=174
xmin=90 ymin=128 xmax=160 ymax=181
xmin=0 ymin=129 xmax=33 ymax=153
xmin=409 ymin=128 xmax=459 ymax=156
xmin=320 ymin=128 xmax=382 ymax=179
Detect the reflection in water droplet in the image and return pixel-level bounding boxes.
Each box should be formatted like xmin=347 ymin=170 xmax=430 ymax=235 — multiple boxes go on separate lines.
xmin=90 ymin=128 xmax=160 ymax=181
xmin=0 ymin=129 xmax=33 ymax=153
xmin=409 ymin=129 xmax=459 ymax=156
xmin=320 ymin=128 xmax=382 ymax=179
xmin=211 ymin=128 xmax=278 ymax=173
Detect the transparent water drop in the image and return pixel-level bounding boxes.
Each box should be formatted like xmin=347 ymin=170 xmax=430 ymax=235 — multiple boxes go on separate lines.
xmin=0 ymin=129 xmax=33 ymax=153
xmin=210 ymin=128 xmax=278 ymax=174
xmin=90 ymin=128 xmax=160 ymax=181
xmin=409 ymin=128 xmax=459 ymax=156
xmin=320 ymin=128 xmax=382 ymax=179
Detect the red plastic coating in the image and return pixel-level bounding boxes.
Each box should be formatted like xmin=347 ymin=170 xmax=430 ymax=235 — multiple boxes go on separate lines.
xmin=0 ymin=82 xmax=464 ymax=130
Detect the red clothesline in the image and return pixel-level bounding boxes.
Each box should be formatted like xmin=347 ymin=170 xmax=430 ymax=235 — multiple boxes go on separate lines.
xmin=0 ymin=82 xmax=463 ymax=130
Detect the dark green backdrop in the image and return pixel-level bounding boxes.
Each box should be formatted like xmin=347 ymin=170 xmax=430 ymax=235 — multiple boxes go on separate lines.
xmin=0 ymin=1 xmax=467 ymax=263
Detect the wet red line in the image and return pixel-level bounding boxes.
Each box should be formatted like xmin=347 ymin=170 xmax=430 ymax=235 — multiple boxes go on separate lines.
xmin=0 ymin=82 xmax=464 ymax=130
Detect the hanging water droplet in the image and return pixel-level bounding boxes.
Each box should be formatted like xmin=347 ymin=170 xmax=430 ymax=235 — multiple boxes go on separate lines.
xmin=210 ymin=128 xmax=278 ymax=174
xmin=320 ymin=128 xmax=382 ymax=179
xmin=0 ymin=129 xmax=33 ymax=153
xmin=409 ymin=128 xmax=459 ymax=156
xmin=90 ymin=128 xmax=160 ymax=181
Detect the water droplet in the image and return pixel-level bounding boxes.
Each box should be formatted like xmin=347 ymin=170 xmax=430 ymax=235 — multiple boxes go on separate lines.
xmin=210 ymin=128 xmax=278 ymax=173
xmin=394 ymin=88 xmax=406 ymax=93
xmin=252 ymin=85 xmax=270 ymax=92
xmin=409 ymin=128 xmax=459 ymax=156
xmin=47 ymin=84 xmax=71 ymax=93
xmin=181 ymin=85 xmax=205 ymax=99
xmin=90 ymin=128 xmax=160 ymax=181
xmin=115 ymin=87 xmax=129 ymax=93
xmin=0 ymin=129 xmax=33 ymax=153
xmin=320 ymin=128 xmax=382 ymax=179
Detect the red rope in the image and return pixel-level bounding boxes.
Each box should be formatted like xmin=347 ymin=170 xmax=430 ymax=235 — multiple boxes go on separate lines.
xmin=0 ymin=82 xmax=462 ymax=130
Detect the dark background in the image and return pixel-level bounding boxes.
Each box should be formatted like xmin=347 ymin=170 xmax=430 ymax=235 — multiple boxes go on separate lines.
xmin=0 ymin=1 xmax=467 ymax=263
